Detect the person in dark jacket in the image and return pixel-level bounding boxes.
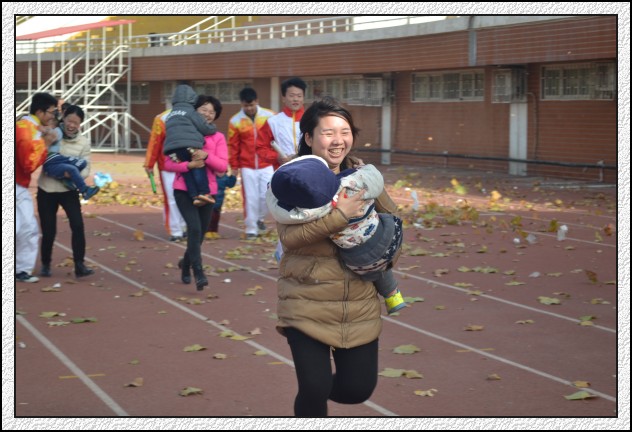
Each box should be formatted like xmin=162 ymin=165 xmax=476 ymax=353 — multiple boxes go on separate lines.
xmin=163 ymin=84 xmax=217 ymax=207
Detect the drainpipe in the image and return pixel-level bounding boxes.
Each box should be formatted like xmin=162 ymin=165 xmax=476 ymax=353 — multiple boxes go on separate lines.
xmin=468 ymin=16 xmax=477 ymax=67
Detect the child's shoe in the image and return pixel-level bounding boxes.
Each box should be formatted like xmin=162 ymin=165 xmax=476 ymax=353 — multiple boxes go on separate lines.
xmin=193 ymin=195 xmax=215 ymax=206
xmin=82 ymin=186 xmax=100 ymax=200
xmin=385 ymin=290 xmax=406 ymax=314
xmin=61 ymin=178 xmax=76 ymax=191
xmin=198 ymin=194 xmax=215 ymax=205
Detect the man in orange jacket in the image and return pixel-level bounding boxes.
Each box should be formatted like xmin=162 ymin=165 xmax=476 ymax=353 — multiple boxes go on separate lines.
xmin=15 ymin=92 xmax=58 ymax=283
xmin=228 ymin=88 xmax=275 ymax=239
xmin=143 ymin=109 xmax=187 ymax=241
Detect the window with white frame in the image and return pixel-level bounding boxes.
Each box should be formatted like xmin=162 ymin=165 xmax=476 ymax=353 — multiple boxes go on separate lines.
xmin=304 ymin=76 xmax=384 ymax=106
xmin=492 ymin=68 xmax=526 ymax=103
xmin=412 ymin=70 xmax=484 ymax=102
xmin=541 ymin=62 xmax=615 ymax=100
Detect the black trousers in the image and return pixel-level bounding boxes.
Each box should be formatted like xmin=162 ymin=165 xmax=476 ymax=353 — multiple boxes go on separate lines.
xmin=174 ymin=189 xmax=212 ymax=268
xmin=36 ymin=188 xmax=86 ymax=266
xmin=285 ymin=327 xmax=379 ymax=416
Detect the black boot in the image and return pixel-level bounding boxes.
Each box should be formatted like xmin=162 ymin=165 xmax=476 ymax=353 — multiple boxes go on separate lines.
xmin=40 ymin=264 xmax=52 ymax=277
xmin=178 ymin=257 xmax=191 ymax=284
xmin=75 ymin=261 xmax=94 ymax=277
xmin=208 ymin=208 xmax=221 ymax=233
xmin=192 ymin=265 xmax=208 ymax=291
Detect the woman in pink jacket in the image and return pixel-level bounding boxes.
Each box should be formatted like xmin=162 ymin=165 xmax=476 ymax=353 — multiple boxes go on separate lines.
xmin=164 ymin=99 xmax=228 ymax=290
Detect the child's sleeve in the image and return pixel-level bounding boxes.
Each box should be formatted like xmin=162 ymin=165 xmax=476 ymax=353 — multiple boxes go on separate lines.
xmin=192 ymin=111 xmax=217 ymax=137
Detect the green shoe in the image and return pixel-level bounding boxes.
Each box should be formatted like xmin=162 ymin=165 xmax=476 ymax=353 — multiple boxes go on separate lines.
xmin=385 ymin=290 xmax=406 ymax=314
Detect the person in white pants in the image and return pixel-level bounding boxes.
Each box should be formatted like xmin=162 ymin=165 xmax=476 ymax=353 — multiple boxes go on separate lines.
xmin=227 ymin=88 xmax=276 ymax=239
xmin=143 ymin=109 xmax=187 ymax=241
xmin=15 ymin=92 xmax=58 ymax=282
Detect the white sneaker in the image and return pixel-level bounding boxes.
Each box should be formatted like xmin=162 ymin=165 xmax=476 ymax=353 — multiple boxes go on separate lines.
xmin=16 ymin=271 xmax=39 ymax=283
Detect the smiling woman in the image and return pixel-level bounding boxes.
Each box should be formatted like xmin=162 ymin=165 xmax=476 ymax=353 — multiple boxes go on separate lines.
xmin=37 ymin=104 xmax=98 ymax=278
xmin=275 ymin=96 xmax=401 ymax=416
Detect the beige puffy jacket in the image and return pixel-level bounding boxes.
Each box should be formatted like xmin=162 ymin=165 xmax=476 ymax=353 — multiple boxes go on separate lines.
xmin=37 ymin=133 xmax=91 ymax=193
xmin=276 ymin=189 xmax=399 ymax=349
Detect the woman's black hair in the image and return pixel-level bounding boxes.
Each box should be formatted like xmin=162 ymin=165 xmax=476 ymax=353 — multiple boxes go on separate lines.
xmin=194 ymin=95 xmax=223 ymax=121
xmin=297 ymin=97 xmax=359 ymax=170
xmin=63 ymin=104 xmax=85 ymax=122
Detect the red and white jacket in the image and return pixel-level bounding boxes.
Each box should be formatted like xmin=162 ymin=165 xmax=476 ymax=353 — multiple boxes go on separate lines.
xmin=256 ymin=106 xmax=304 ymax=168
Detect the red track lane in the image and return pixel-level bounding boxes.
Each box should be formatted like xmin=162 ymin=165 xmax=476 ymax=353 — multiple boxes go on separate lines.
xmin=13 ymin=155 xmax=620 ymax=418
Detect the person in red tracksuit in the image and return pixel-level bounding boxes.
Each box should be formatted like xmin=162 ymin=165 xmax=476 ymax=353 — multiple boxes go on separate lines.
xmin=228 ymin=88 xmax=275 ymax=239
xmin=143 ymin=108 xmax=188 ymax=241
xmin=255 ymin=77 xmax=307 ymax=171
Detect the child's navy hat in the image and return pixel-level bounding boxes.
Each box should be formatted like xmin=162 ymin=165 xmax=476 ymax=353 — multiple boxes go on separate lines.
xmin=271 ymin=155 xmax=340 ymax=211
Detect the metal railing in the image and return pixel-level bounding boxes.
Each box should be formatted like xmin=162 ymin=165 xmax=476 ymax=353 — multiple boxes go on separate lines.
xmin=16 ymin=16 xmax=427 ymax=54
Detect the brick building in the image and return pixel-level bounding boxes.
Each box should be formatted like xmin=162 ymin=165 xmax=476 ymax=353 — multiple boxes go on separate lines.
xmin=15 ymin=15 xmax=618 ymax=182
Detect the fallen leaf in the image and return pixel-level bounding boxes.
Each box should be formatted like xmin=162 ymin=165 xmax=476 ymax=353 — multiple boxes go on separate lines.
xmin=124 ymin=377 xmax=144 ymax=387
xmin=538 ymin=296 xmax=561 ymax=305
xmin=454 ymin=282 xmax=473 ymax=288
xmin=403 ymin=370 xmax=424 ymax=379
xmin=230 ymin=335 xmax=251 ymax=341
xmin=213 ymin=353 xmax=228 ymax=359
xmin=464 ymin=324 xmax=484 ymax=331
xmin=47 ymin=321 xmax=70 ymax=327
xmin=129 ymin=360 xmax=140 ymax=365
xmin=414 ymin=388 xmax=438 ymax=397
xmin=505 ymin=281 xmax=526 ymax=286
xmin=487 ymin=373 xmax=501 ymax=380
xmin=404 ymin=296 xmax=425 ymax=303
xmin=378 ymin=368 xmax=406 ymax=378
xmin=41 ymin=286 xmax=61 ymax=292
xmin=434 ymin=305 xmax=446 ymax=310
xmin=183 ymin=344 xmax=206 ymax=352
xmin=573 ymin=380 xmax=590 ymax=388
xmin=585 ymin=270 xmax=598 ymax=284
xmin=179 ymin=387 xmax=204 ymax=397
xmin=133 ymin=230 xmax=145 ymax=241
xmin=40 ymin=311 xmax=62 ymax=318
xmin=253 ymin=350 xmax=268 ymax=356
xmin=248 ymin=327 xmax=262 ymax=335
xmin=393 ymin=344 xmax=421 ymax=355
xmin=564 ymin=390 xmax=596 ymax=400
xmin=71 ymin=317 xmax=97 ymax=323
xmin=515 ymin=319 xmax=535 ymax=325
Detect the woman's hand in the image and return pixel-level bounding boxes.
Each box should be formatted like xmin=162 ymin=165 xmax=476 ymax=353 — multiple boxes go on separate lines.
xmin=187 ymin=159 xmax=205 ymax=170
xmin=191 ymin=149 xmax=208 ymax=161
xmin=347 ymin=155 xmax=365 ymax=168
xmin=335 ymin=188 xmax=366 ymax=219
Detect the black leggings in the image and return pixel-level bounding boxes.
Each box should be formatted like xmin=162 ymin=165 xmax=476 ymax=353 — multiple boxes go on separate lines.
xmin=36 ymin=188 xmax=86 ymax=265
xmin=285 ymin=327 xmax=379 ymax=416
xmin=174 ymin=189 xmax=212 ymax=268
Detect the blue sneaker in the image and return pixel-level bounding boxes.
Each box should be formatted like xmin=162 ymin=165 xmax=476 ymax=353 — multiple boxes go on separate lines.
xmin=82 ymin=186 xmax=100 ymax=200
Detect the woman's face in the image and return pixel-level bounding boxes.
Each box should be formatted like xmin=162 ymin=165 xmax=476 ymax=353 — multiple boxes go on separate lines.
xmin=305 ymin=115 xmax=353 ymax=172
xmin=63 ymin=113 xmax=82 ymax=135
xmin=197 ymin=103 xmax=216 ymax=123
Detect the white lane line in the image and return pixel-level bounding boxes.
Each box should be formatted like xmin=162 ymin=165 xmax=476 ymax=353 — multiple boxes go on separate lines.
xmin=16 ymin=315 xmax=129 ymax=416
xmin=54 ymin=239 xmax=397 ymax=417
xmin=382 ymin=316 xmax=616 ymax=402
xmin=392 ymin=270 xmax=616 ymax=333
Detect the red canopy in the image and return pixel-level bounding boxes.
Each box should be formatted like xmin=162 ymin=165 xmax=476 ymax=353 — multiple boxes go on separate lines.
xmin=16 ymin=19 xmax=136 ymax=41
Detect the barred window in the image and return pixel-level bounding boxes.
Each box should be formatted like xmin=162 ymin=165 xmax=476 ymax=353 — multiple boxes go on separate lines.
xmin=305 ymin=76 xmax=384 ymax=106
xmin=412 ymin=70 xmax=484 ymax=102
xmin=541 ymin=62 xmax=615 ymax=100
